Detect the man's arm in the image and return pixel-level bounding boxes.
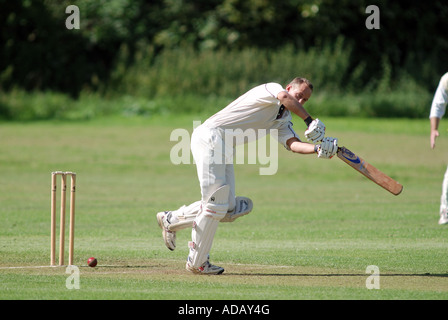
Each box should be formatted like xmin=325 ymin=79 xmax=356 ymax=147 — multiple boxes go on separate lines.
xmin=277 ymin=91 xmax=311 ymax=122
xmin=286 ymin=137 xmax=316 ymax=154
xmin=430 ymin=116 xmax=440 ymax=149
xmin=287 ymin=137 xmax=339 ymax=159
xmin=277 ymin=86 xmax=325 ymax=143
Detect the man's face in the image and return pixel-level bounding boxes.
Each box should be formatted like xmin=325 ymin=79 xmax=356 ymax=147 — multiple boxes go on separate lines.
xmin=287 ymin=83 xmax=312 ymax=105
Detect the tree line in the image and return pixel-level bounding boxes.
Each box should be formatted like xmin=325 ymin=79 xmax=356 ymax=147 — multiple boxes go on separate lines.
xmin=1 ymin=0 xmax=447 ymax=98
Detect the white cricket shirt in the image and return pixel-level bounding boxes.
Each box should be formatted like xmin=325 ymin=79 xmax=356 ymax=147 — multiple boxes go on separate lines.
xmin=202 ymin=83 xmax=300 ymax=149
xmin=430 ymin=72 xmax=448 ymax=119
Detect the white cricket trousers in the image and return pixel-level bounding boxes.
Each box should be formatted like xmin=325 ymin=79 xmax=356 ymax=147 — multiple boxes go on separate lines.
xmin=191 ymin=125 xmax=236 ymax=204
xmin=441 ymin=165 xmax=448 ymax=213
xmin=187 ymin=125 xmax=236 ymax=267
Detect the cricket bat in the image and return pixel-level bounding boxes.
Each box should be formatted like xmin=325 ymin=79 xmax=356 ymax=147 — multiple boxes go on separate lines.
xmin=337 ymin=146 xmax=403 ymax=196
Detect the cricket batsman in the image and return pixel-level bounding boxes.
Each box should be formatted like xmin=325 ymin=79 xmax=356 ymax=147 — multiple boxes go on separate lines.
xmin=157 ymin=77 xmax=339 ymax=274
xmin=429 ymin=72 xmax=448 ymax=225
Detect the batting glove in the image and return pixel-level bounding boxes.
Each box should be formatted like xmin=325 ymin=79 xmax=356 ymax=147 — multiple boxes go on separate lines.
xmin=317 ymin=137 xmax=338 ymax=159
xmin=304 ymin=118 xmax=325 ymax=143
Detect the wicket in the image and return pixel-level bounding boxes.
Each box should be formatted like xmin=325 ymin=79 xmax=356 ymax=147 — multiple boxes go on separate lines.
xmin=50 ymin=171 xmax=76 ymax=266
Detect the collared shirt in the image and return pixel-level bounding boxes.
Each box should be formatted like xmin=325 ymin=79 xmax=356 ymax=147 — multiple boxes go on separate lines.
xmin=202 ymin=83 xmax=299 ymax=149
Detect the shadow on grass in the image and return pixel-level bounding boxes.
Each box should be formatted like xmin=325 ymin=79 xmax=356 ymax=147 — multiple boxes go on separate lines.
xmin=224 ymin=273 xmax=448 ymax=278
xmin=85 ymin=265 xmax=448 ymax=278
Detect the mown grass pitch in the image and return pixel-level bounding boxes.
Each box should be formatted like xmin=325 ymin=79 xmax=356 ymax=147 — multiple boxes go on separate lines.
xmin=1 ymin=115 xmax=447 ymax=300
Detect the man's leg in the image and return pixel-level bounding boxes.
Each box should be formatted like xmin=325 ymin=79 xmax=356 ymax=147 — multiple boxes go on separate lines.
xmin=168 ymin=199 xmax=253 ymax=231
xmin=186 ymin=185 xmax=229 ymax=274
xmin=165 ymin=201 xmax=202 ymax=231
xmin=186 ymin=126 xmax=229 ymax=274
xmin=156 ymin=201 xmax=201 ymax=251
xmin=439 ymin=165 xmax=448 ymax=225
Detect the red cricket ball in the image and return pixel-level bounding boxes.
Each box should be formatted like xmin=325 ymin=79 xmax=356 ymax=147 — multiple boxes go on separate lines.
xmin=87 ymin=257 xmax=98 ymax=267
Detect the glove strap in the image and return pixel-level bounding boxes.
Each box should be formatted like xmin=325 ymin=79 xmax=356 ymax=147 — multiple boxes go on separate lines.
xmin=304 ymin=116 xmax=313 ymax=127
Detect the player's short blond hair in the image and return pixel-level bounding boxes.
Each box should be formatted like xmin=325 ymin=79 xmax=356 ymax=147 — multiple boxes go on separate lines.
xmin=288 ymin=77 xmax=313 ymax=91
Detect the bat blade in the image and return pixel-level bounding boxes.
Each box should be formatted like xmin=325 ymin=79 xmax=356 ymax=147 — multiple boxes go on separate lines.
xmin=337 ymin=146 xmax=403 ymax=196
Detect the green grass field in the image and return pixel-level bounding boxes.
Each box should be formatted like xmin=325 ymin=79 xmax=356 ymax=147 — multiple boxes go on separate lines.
xmin=1 ymin=114 xmax=448 ymax=301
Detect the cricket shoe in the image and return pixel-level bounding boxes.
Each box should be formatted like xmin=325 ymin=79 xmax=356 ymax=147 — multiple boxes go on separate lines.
xmin=186 ymin=258 xmax=224 ymax=275
xmin=439 ymin=209 xmax=448 ymax=225
xmin=156 ymin=211 xmax=176 ymax=251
